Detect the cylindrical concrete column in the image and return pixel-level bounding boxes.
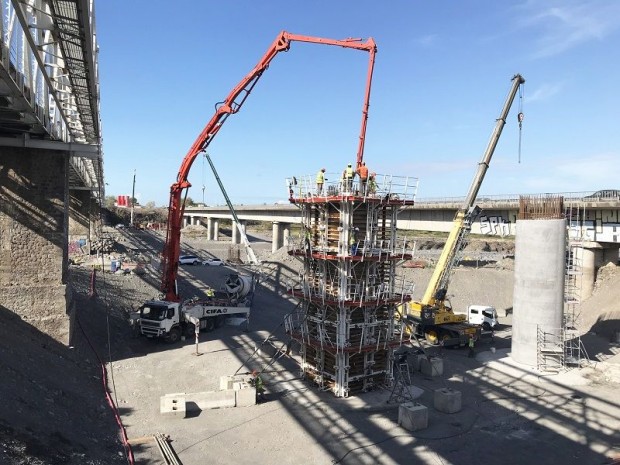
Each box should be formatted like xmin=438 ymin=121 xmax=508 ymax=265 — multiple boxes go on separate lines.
xmin=576 ymin=246 xmax=599 ymax=301
xmin=283 ymin=224 xmax=291 ymax=247
xmin=213 ymin=220 xmax=219 ymax=241
xmin=207 ymin=217 xmax=214 ymax=241
xmin=272 ymin=222 xmax=283 ymax=253
xmin=182 ymin=216 xmax=189 ymax=228
xmin=511 ymin=219 xmax=566 ymax=366
xmin=232 ymin=221 xmax=239 ymax=244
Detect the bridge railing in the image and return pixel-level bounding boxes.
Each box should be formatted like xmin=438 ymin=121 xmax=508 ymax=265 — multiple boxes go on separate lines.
xmin=416 ymin=191 xmax=618 ymax=205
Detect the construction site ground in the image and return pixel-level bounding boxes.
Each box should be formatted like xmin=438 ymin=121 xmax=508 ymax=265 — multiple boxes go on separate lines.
xmin=2 ymin=226 xmax=620 ymax=464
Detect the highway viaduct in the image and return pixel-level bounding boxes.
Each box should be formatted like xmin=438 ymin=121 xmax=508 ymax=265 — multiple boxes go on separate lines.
xmin=184 ymin=193 xmax=620 ymax=300
xmin=0 ymin=1 xmax=101 ymax=344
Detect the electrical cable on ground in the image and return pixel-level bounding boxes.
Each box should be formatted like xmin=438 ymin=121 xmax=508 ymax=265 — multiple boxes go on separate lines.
xmin=75 ymin=313 xmax=134 ymax=464
xmin=76 ymin=195 xmax=134 ymax=464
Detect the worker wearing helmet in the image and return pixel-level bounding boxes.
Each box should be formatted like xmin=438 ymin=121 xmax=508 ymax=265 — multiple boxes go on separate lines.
xmin=357 ymin=162 xmax=369 ymax=195
xmin=342 ymin=163 xmax=355 ymax=192
xmin=368 ymin=172 xmax=377 ymax=196
xmin=316 ymin=168 xmax=327 ymax=196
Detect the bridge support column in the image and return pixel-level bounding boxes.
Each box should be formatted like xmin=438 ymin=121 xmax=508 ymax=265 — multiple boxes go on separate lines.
xmin=0 ymin=147 xmax=72 ymax=344
xmin=575 ymin=246 xmax=600 ymax=301
xmin=272 ymin=221 xmax=283 ymax=253
xmin=232 ymin=220 xmax=245 ymax=244
xmin=573 ymin=242 xmax=620 ymax=301
xmin=283 ymin=224 xmax=291 ymax=247
xmin=207 ymin=217 xmax=214 ymax=240
xmin=68 ymin=189 xmax=97 ymax=254
xmin=213 ymin=220 xmax=219 ymax=241
xmin=183 ymin=216 xmax=189 ymax=228
xmin=232 ymin=221 xmax=238 ymax=244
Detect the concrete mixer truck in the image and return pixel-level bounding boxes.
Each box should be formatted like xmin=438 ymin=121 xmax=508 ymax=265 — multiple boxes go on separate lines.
xmin=136 ymin=273 xmax=256 ymax=342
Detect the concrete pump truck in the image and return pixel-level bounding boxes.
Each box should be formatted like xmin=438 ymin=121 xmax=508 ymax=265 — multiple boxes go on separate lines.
xmin=136 ymin=31 xmax=377 ymax=342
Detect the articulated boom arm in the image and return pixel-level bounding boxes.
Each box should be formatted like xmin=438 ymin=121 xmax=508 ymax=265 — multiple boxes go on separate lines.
xmin=162 ymin=31 xmax=377 ymax=301
xmin=421 ymin=74 xmax=525 ymax=306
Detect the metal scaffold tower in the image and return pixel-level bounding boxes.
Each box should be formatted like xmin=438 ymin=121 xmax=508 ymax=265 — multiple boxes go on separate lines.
xmin=536 ymin=200 xmax=590 ymax=372
xmin=283 ymin=172 xmax=418 ymax=397
xmin=564 ymin=200 xmax=590 ymax=367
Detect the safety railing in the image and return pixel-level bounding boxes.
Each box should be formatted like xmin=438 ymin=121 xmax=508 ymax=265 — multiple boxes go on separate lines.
xmin=286 ymin=172 xmax=418 ymax=204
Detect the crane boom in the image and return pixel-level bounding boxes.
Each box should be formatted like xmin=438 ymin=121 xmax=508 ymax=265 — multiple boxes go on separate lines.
xmin=161 ymin=31 xmax=377 ymax=301
xmin=421 ymin=74 xmax=525 ymax=306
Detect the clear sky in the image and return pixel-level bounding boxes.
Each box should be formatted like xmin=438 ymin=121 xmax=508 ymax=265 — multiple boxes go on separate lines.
xmin=96 ymin=1 xmax=620 ymax=207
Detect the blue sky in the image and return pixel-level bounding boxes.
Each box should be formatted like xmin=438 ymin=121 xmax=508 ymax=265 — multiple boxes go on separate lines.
xmin=97 ymin=1 xmax=620 ymax=207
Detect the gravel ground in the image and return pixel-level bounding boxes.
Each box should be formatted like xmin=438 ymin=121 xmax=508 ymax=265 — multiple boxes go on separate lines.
xmin=2 ymin=227 xmax=620 ymax=464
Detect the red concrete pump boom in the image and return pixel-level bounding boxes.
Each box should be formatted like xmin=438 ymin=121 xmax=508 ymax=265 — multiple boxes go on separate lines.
xmin=161 ymin=31 xmax=377 ymax=301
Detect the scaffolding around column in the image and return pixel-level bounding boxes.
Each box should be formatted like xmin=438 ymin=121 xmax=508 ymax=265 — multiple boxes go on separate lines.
xmin=563 ymin=200 xmax=590 ymax=368
xmin=283 ymin=172 xmax=418 ymax=397
xmin=535 ymin=199 xmax=590 ymax=372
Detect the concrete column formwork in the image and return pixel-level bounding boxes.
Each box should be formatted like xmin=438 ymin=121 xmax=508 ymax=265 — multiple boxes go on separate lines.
xmin=511 ymin=218 xmax=566 ymax=366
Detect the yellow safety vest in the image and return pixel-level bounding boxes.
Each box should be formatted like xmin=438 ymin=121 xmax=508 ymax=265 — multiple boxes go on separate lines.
xmin=345 ymin=167 xmax=354 ymax=179
xmin=316 ymin=171 xmax=325 ymax=183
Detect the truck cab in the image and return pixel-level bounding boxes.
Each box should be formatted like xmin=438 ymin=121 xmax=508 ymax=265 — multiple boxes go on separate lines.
xmin=139 ymin=301 xmax=181 ymax=339
xmin=466 ymin=305 xmax=498 ymax=330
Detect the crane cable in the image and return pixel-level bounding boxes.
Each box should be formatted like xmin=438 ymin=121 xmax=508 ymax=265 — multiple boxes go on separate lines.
xmin=517 ymin=82 xmax=525 ymax=163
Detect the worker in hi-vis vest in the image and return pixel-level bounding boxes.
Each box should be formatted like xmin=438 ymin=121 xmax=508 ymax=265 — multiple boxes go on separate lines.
xmin=342 ymin=163 xmax=355 ymax=192
xmin=316 ymin=168 xmax=326 ymax=195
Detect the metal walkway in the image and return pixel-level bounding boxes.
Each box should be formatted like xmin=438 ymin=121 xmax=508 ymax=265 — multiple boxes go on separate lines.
xmin=0 ymin=0 xmax=102 ymax=199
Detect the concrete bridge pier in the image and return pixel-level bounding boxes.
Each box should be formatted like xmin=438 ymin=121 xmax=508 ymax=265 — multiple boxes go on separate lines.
xmin=232 ymin=220 xmax=246 ymax=245
xmin=213 ymin=220 xmax=219 ymax=241
xmin=272 ymin=221 xmax=284 ymax=252
xmin=232 ymin=221 xmax=239 ymax=244
xmin=283 ymin=224 xmax=291 ymax=247
xmin=68 ymin=189 xmax=98 ymax=254
xmin=183 ymin=216 xmax=189 ymax=228
xmin=0 ymin=147 xmax=73 ymax=344
xmin=207 ymin=217 xmax=214 ymax=240
xmin=574 ymin=243 xmax=620 ymax=300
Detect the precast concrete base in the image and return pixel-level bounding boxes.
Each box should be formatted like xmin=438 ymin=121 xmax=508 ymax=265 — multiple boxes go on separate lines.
xmin=420 ymin=356 xmax=444 ymax=377
xmin=398 ymin=402 xmax=428 ymax=431
xmin=433 ymin=388 xmax=462 ymax=413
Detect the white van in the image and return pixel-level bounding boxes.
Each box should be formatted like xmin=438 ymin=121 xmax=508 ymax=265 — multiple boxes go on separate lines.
xmin=466 ymin=305 xmax=499 ymax=330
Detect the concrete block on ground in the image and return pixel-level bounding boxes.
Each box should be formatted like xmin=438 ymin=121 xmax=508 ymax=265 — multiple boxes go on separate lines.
xmin=193 ymin=390 xmax=236 ymax=410
xmin=398 ymin=402 xmax=428 ymax=431
xmin=433 ymin=388 xmax=462 ymax=413
xmin=410 ymin=353 xmax=426 ymax=372
xmin=235 ymin=384 xmax=257 ymax=407
xmin=420 ymin=356 xmax=443 ymax=377
xmin=160 ymin=395 xmax=186 ymax=418
xmin=220 ymin=375 xmax=247 ymax=390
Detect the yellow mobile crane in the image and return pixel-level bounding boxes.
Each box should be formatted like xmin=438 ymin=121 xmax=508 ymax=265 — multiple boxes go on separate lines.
xmin=403 ymin=74 xmax=525 ymax=346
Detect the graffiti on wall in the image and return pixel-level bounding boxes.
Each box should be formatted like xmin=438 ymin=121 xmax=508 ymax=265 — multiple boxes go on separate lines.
xmin=479 ymin=215 xmax=512 ymax=236
xmin=68 ymin=239 xmax=87 ymax=255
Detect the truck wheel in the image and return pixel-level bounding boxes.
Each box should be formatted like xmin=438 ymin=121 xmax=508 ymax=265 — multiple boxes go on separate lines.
xmin=482 ymin=322 xmax=491 ymax=331
xmin=204 ymin=318 xmax=216 ymax=333
xmin=167 ymin=327 xmax=181 ymax=343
